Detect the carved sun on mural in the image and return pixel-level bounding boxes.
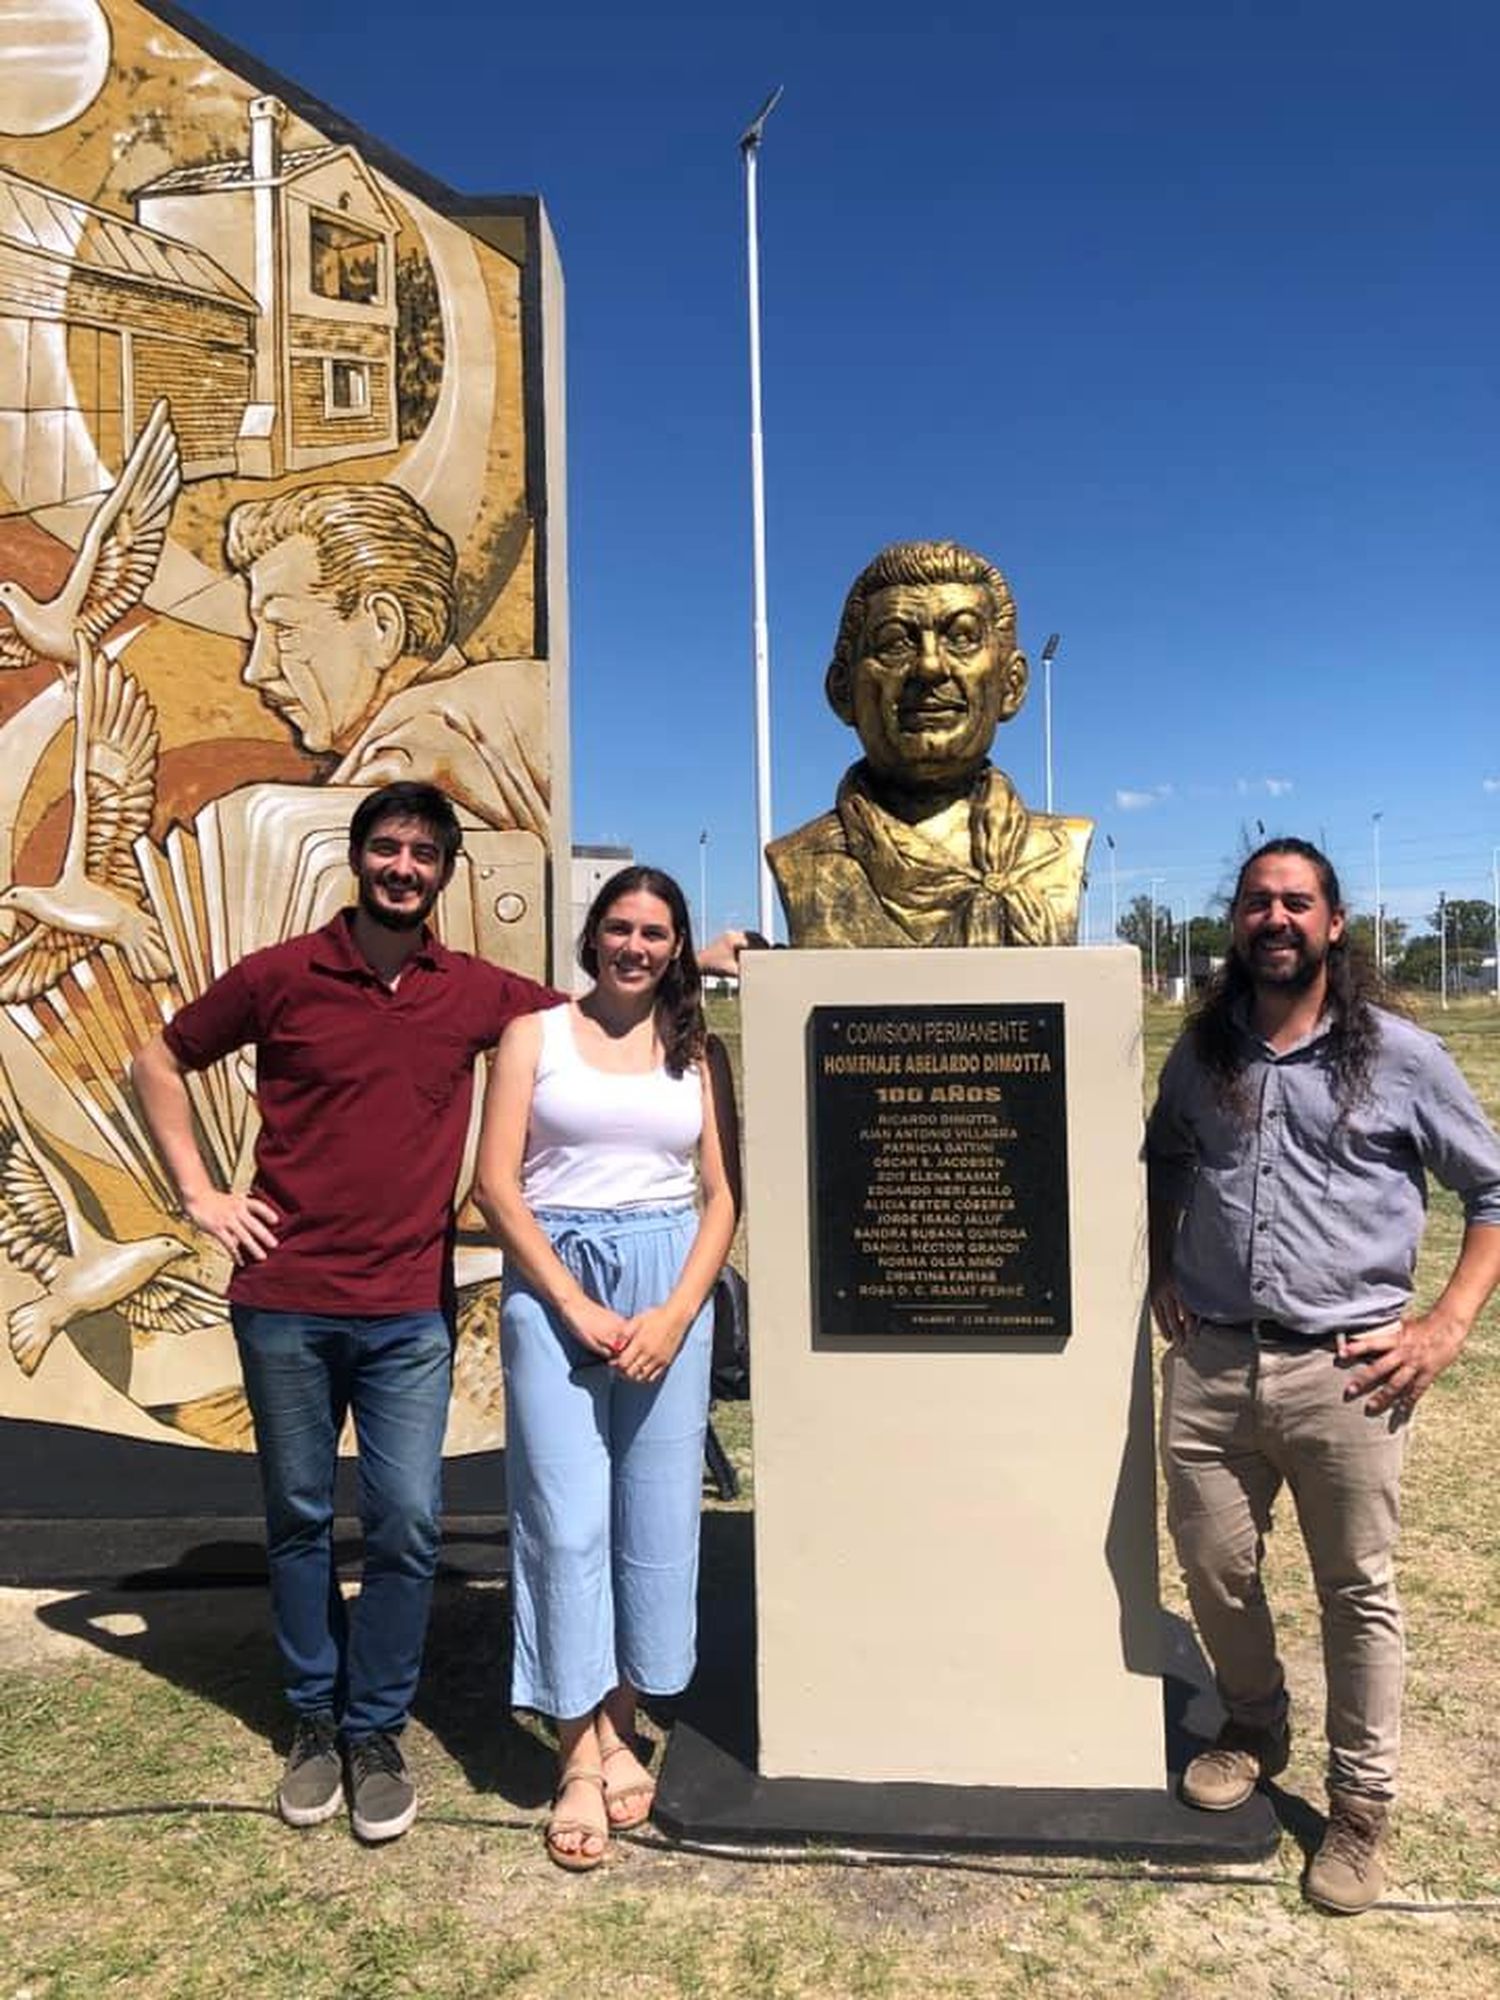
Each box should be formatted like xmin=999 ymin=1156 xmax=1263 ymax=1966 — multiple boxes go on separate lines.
xmin=0 ymin=0 xmax=111 ymax=137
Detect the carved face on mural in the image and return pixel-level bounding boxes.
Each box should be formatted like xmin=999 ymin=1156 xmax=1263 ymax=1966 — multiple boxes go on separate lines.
xmin=241 ymin=534 xmax=405 ymax=755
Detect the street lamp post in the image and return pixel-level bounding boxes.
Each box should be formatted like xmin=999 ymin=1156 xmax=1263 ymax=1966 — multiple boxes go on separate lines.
xmin=1492 ymin=846 xmax=1499 ymax=1004
xmin=1439 ymin=891 xmax=1448 ymax=1010
xmin=1148 ymin=873 xmax=1164 ymax=993
xmin=739 ymin=86 xmax=783 ymax=938
xmin=698 ymin=828 xmax=709 ymax=946
xmin=1040 ymin=632 xmax=1061 ymax=815
xmin=1180 ymin=900 xmax=1191 ymax=1001
xmin=1372 ymin=811 xmax=1384 ymax=977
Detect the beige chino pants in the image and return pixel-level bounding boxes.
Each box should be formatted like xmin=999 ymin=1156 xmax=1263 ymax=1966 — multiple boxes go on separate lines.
xmin=1161 ymin=1321 xmax=1409 ymax=1802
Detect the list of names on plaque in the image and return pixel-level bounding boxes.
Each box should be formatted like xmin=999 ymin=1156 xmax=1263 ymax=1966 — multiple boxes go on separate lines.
xmin=810 ymin=1003 xmax=1070 ymax=1340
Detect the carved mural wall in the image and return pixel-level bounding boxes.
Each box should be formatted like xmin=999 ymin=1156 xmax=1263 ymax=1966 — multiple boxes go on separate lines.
xmin=0 ymin=0 xmax=568 ymax=1480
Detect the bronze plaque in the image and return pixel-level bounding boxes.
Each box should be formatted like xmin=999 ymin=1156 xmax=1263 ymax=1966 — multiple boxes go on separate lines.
xmin=810 ymin=1003 xmax=1070 ymax=1340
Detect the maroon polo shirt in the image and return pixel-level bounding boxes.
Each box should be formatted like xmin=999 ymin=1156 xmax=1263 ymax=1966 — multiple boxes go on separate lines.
xmin=163 ymin=911 xmax=561 ymax=1315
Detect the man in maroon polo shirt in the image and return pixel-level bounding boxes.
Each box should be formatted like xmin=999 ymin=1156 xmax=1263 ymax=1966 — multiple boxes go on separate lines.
xmin=132 ymin=781 xmax=561 ymax=1842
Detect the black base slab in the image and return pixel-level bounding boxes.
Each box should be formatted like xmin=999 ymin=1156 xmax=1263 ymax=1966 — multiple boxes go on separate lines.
xmin=0 ymin=1418 xmax=510 ymax=1584
xmin=0 ymin=1515 xmax=509 ymax=1588
xmin=657 ymin=1532 xmax=1279 ymax=1862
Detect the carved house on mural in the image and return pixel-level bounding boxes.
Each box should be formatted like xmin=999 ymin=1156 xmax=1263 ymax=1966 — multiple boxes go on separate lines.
xmin=134 ymin=95 xmax=401 ymax=479
xmin=0 ymin=164 xmax=257 ymax=505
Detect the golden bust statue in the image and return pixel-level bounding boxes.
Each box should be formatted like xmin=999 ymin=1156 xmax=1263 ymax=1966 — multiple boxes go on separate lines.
xmin=767 ymin=541 xmax=1092 ymax=947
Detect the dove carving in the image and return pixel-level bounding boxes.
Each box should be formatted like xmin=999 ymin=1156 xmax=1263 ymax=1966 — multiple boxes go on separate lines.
xmin=0 ymin=398 xmax=182 ymax=673
xmin=0 ymin=1064 xmax=224 ymax=1378
xmin=0 ymin=636 xmax=170 ymax=1000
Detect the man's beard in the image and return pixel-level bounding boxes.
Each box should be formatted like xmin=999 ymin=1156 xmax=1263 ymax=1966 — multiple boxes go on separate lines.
xmin=358 ymin=876 xmax=440 ymax=933
xmin=1239 ymin=932 xmax=1326 ymax=993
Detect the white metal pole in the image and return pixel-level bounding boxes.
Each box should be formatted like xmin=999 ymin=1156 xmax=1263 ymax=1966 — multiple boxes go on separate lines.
xmin=698 ymin=828 xmax=709 ymax=946
xmin=1492 ymin=846 xmax=1499 ymax=1004
xmin=1148 ymin=873 xmax=1164 ymax=993
xmin=1439 ymin=891 xmax=1448 ymax=1009
xmin=1372 ymin=811 xmax=1384 ymax=977
xmin=1180 ymin=900 xmax=1190 ymax=1000
xmin=740 ymin=88 xmax=782 ymax=938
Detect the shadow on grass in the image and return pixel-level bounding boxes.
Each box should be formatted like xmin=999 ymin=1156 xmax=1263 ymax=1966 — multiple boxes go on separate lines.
xmin=26 ymin=1498 xmax=758 ymax=1818
xmin=1264 ymin=1780 xmax=1326 ymax=1861
xmin=644 ymin=1504 xmax=757 ymax=1760
xmin=30 ymin=1557 xmax=553 ymax=1811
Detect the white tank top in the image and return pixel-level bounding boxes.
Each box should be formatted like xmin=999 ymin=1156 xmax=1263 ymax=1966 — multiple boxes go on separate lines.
xmin=520 ymin=1003 xmax=703 ymax=1209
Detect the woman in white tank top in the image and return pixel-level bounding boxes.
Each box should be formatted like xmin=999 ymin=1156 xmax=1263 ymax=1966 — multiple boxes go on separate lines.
xmin=475 ymin=866 xmax=739 ymax=1872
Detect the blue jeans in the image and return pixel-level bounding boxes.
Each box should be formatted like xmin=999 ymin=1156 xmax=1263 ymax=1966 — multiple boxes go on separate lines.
xmin=232 ymin=1306 xmax=452 ymax=1738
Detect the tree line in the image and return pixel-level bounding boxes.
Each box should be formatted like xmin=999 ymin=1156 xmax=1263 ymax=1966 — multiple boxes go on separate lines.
xmin=1112 ymin=895 xmax=1498 ymax=992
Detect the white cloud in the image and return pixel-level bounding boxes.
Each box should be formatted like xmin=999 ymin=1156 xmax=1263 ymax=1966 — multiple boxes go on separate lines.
xmin=1265 ymin=777 xmax=1293 ymax=797
xmin=1115 ymin=784 xmax=1173 ymax=811
xmin=1236 ymin=776 xmax=1294 ymax=798
xmin=1483 ymin=777 xmax=1500 ymax=793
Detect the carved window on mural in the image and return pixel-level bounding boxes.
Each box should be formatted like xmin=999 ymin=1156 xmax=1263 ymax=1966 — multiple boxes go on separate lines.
xmin=325 ymin=358 xmax=371 ymax=418
xmin=309 ymin=213 xmax=383 ymax=304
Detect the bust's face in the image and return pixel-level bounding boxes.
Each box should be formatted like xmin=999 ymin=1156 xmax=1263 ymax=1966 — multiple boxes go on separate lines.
xmin=841 ymin=582 xmax=1021 ymax=788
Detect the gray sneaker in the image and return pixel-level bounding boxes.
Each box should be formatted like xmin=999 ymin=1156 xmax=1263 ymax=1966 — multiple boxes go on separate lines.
xmin=1305 ymin=1794 xmax=1389 ymax=1914
xmin=278 ymin=1712 xmax=343 ymax=1827
xmin=348 ymin=1730 xmax=417 ymax=1843
xmin=1181 ymin=1715 xmax=1291 ymax=1811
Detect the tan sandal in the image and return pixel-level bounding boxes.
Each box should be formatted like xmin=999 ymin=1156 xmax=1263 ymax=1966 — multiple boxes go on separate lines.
xmin=544 ymin=1765 xmax=608 ymax=1872
xmin=601 ymin=1738 xmax=656 ymax=1832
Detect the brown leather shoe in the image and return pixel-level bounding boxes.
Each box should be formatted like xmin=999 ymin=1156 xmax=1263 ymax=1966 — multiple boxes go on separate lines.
xmin=1305 ymin=1794 xmax=1389 ymax=1914
xmin=1180 ymin=1716 xmax=1291 ymax=1811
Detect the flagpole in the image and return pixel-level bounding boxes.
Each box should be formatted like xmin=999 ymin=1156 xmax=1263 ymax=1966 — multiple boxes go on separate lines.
xmin=740 ymin=86 xmax=783 ymax=937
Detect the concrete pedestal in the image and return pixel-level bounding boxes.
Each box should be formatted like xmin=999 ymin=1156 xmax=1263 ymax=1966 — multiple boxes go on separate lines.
xmin=742 ymin=946 xmax=1162 ymax=1789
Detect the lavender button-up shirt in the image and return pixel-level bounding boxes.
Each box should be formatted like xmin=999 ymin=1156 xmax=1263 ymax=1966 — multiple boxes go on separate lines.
xmin=1146 ymin=1005 xmax=1500 ymax=1338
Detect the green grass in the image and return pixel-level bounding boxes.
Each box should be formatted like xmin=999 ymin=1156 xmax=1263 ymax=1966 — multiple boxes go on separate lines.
xmin=2 ymin=997 xmax=1498 ymax=1997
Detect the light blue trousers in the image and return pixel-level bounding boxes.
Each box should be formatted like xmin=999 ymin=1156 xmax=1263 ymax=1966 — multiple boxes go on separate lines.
xmin=500 ymin=1202 xmax=713 ymax=1721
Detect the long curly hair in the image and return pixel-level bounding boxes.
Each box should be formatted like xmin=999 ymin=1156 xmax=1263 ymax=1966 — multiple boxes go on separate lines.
xmin=1190 ymin=837 xmax=1387 ymax=1118
xmin=577 ymin=866 xmax=705 ymax=1077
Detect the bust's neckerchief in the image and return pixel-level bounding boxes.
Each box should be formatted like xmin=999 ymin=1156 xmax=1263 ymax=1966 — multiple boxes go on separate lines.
xmin=836 ymin=761 xmax=1069 ymax=945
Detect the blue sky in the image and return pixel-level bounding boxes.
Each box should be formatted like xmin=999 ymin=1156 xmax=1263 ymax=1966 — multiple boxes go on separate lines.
xmin=197 ymin=0 xmax=1498 ymax=943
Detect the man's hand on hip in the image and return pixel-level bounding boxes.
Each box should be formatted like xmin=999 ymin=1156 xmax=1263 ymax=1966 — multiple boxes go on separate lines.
xmin=1339 ymin=1310 xmax=1468 ymax=1418
xmin=185 ymin=1188 xmax=280 ymax=1266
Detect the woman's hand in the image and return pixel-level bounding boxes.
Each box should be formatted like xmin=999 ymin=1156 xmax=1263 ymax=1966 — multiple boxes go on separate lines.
xmin=611 ymin=1305 xmax=688 ymax=1384
xmin=564 ymin=1295 xmax=631 ymax=1360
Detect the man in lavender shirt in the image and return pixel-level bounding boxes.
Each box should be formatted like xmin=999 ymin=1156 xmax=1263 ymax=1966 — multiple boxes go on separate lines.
xmin=1147 ymin=838 xmax=1500 ymax=1914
